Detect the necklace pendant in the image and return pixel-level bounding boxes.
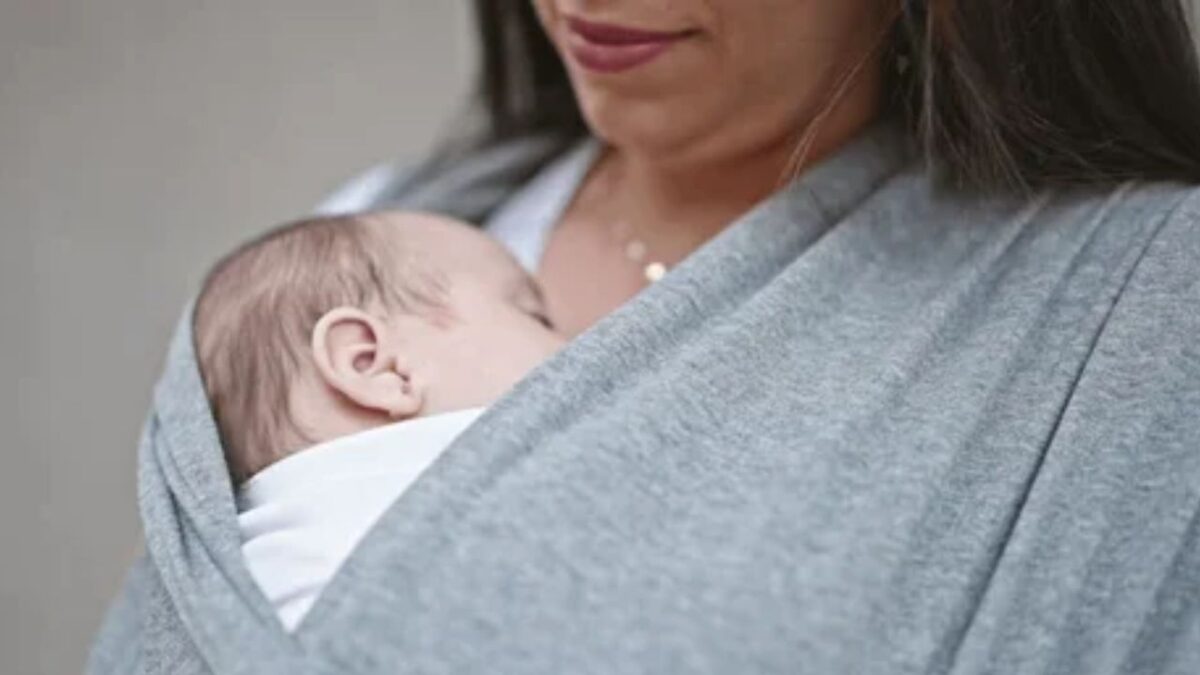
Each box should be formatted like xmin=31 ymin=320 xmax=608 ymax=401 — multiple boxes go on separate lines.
xmin=644 ymin=262 xmax=667 ymax=283
xmin=625 ymin=239 xmax=648 ymax=262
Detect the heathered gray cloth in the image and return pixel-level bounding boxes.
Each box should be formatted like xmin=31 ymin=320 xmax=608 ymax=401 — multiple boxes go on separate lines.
xmin=89 ymin=124 xmax=1200 ymax=674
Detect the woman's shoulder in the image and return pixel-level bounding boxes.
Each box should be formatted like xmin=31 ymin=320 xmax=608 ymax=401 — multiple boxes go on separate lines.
xmin=1099 ymin=180 xmax=1200 ymax=281
xmin=1003 ymin=179 xmax=1200 ymax=287
xmin=1054 ymin=180 xmax=1199 ymax=367
xmin=312 ymin=133 xmax=583 ymax=223
xmin=1029 ymin=181 xmax=1200 ymax=334
xmin=1111 ymin=179 xmax=1200 ymax=225
xmin=315 ymin=162 xmax=413 ymax=215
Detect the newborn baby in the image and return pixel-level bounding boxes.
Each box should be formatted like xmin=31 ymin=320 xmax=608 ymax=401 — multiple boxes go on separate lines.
xmin=193 ymin=210 xmax=564 ymax=631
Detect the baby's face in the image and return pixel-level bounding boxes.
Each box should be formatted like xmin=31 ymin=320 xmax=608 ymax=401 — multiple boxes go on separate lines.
xmin=376 ymin=213 xmax=567 ymax=413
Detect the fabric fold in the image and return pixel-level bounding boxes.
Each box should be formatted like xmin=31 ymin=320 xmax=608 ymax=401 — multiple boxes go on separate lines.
xmin=90 ymin=124 xmax=1200 ymax=674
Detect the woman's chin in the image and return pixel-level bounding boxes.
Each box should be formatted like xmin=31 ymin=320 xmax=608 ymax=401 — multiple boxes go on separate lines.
xmin=576 ymin=95 xmax=702 ymax=156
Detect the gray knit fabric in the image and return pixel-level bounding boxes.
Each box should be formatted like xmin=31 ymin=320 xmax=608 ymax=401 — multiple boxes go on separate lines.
xmin=89 ymin=124 xmax=1200 ymax=674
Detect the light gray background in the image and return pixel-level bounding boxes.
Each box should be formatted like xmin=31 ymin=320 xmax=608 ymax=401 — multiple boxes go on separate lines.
xmin=0 ymin=3 xmax=472 ymax=673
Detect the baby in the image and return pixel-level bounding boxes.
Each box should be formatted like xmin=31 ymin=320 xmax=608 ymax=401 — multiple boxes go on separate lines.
xmin=193 ymin=210 xmax=565 ymax=631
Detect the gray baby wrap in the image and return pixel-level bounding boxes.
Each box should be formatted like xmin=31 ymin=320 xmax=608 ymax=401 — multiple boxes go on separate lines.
xmin=89 ymin=125 xmax=1200 ymax=674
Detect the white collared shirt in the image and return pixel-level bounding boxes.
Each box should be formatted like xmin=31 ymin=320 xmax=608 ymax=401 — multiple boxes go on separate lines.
xmin=483 ymin=139 xmax=601 ymax=272
xmin=237 ymin=407 xmax=486 ymax=632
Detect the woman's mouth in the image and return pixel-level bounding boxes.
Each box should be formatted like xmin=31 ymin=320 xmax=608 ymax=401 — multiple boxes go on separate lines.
xmin=563 ymin=16 xmax=696 ymax=74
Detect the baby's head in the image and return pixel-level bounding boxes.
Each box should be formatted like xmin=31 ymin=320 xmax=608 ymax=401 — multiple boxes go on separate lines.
xmin=194 ymin=211 xmax=564 ymax=483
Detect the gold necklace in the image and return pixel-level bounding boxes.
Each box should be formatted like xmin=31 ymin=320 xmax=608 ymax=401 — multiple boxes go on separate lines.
xmin=611 ymin=219 xmax=670 ymax=283
xmin=593 ymin=150 xmax=671 ymax=283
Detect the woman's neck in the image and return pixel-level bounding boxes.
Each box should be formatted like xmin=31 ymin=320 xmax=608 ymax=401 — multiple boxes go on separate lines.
xmin=622 ymin=142 xmax=790 ymax=227
xmin=598 ymin=110 xmax=877 ymax=260
xmin=592 ymin=141 xmax=786 ymax=260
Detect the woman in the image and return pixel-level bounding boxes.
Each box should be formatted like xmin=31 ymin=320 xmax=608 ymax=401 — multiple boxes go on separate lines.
xmin=92 ymin=1 xmax=1200 ymax=673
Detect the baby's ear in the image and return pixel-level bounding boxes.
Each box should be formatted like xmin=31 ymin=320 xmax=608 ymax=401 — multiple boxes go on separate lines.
xmin=310 ymin=307 xmax=423 ymax=419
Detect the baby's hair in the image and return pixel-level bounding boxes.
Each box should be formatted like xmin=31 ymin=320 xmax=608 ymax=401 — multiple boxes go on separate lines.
xmin=193 ymin=213 xmax=449 ymax=483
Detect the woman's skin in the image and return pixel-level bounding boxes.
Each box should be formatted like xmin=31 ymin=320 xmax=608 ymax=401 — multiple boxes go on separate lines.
xmin=531 ymin=0 xmax=889 ymax=337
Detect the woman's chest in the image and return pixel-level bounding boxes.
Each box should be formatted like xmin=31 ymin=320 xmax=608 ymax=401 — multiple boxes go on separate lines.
xmin=320 ymin=233 xmax=1146 ymax=672
xmin=310 ymin=179 xmax=1196 ymax=672
xmin=534 ymin=206 xmax=652 ymax=338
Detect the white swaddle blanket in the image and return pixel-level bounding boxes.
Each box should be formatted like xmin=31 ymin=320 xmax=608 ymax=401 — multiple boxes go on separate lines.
xmin=236 ymin=407 xmax=486 ymax=631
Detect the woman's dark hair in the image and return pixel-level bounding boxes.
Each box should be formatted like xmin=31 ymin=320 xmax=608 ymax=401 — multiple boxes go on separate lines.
xmin=469 ymin=0 xmax=1200 ymax=191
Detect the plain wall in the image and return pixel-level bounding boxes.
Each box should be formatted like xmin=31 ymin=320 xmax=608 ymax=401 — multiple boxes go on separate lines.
xmin=0 ymin=3 xmax=472 ymax=673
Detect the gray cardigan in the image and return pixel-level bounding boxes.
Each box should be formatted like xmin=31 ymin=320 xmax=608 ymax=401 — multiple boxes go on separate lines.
xmin=89 ymin=124 xmax=1200 ymax=674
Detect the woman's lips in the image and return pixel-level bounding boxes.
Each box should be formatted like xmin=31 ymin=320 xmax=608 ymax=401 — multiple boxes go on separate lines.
xmin=563 ymin=16 xmax=694 ymax=74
